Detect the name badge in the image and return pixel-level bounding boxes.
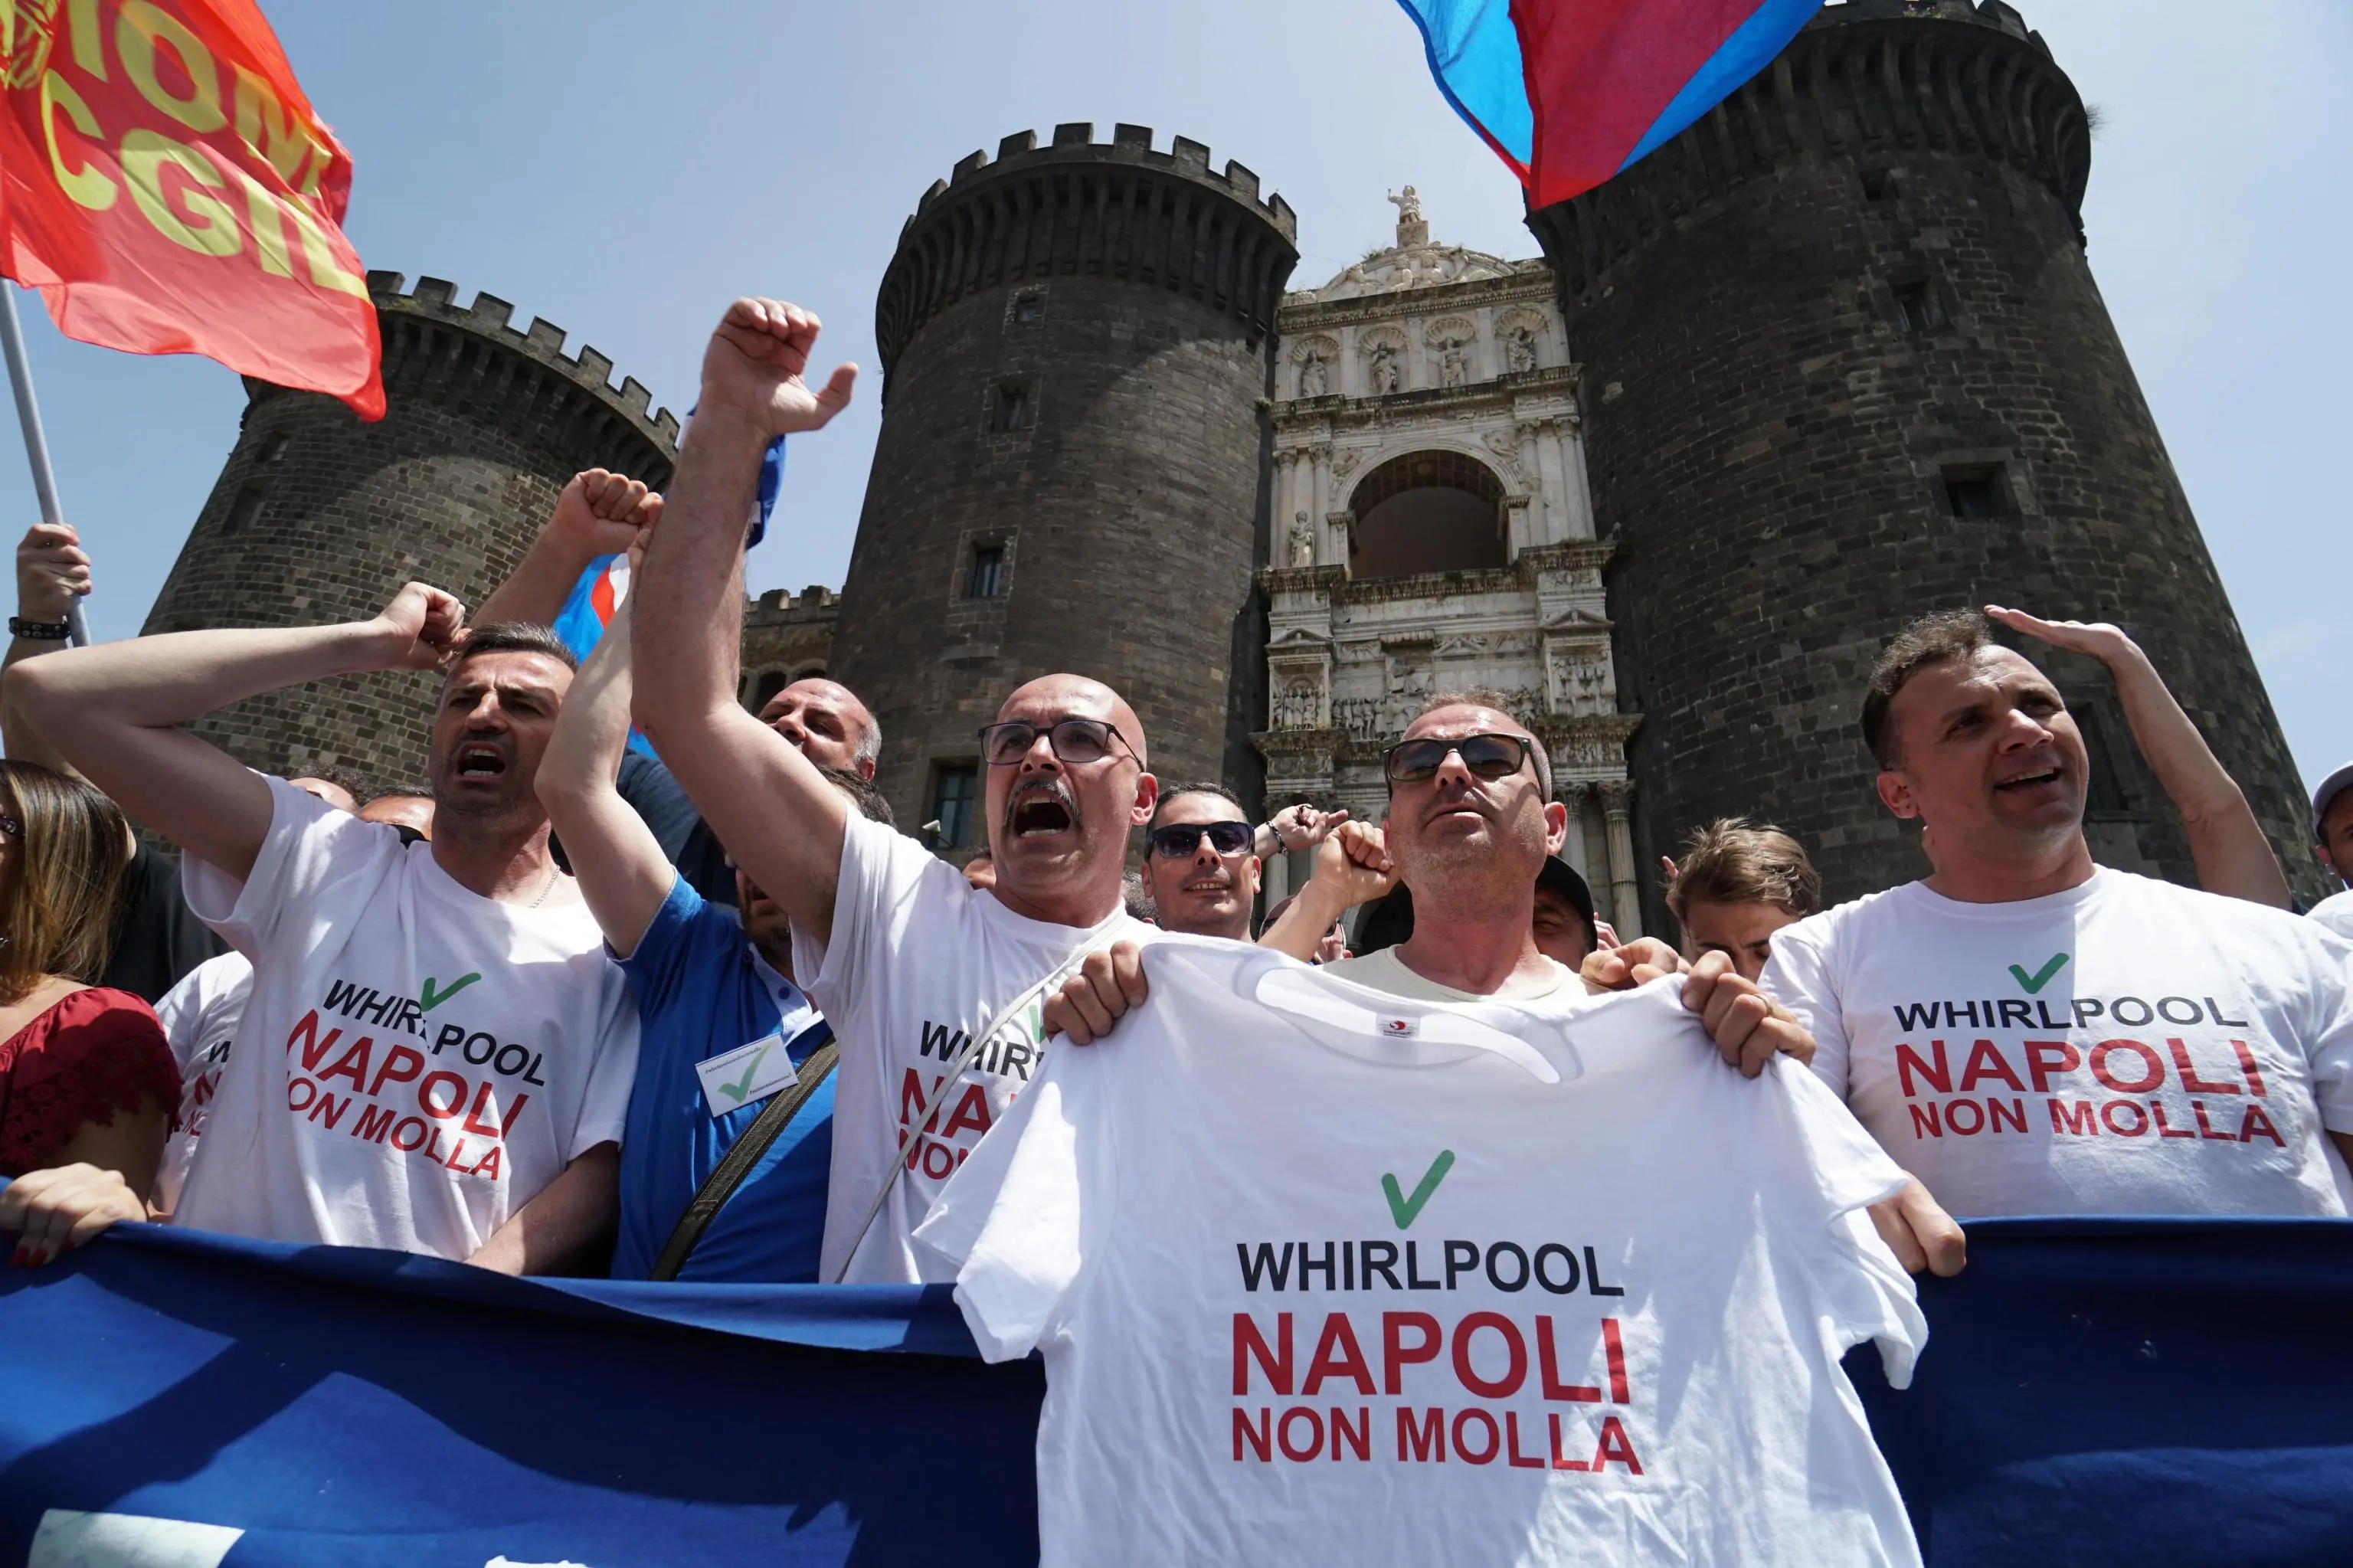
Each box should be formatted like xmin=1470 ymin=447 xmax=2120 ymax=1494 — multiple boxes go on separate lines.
xmin=695 ymin=1032 xmax=800 ymax=1118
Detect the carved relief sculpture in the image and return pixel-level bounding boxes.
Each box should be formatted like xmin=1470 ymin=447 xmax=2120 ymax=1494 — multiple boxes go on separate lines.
xmin=1507 ymin=326 xmax=1539 ymax=374
xmin=1367 ymin=340 xmax=1401 ymax=394
xmin=1440 ymin=344 xmax=1468 ymax=388
xmin=1299 ymin=348 xmax=1328 ymax=398
xmin=1288 ymin=512 xmax=1314 ymax=568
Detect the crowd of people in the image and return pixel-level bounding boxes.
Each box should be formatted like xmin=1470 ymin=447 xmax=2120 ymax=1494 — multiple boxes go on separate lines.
xmin=0 ymin=293 xmax=2348 ymax=1304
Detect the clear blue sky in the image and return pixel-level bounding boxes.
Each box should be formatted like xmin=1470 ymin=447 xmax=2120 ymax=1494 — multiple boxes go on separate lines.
xmin=6 ymin=1 xmax=2345 ymax=792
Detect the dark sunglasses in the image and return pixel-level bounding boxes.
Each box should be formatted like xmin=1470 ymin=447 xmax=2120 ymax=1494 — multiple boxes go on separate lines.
xmin=1383 ymin=732 xmax=1533 ymax=784
xmin=977 ymin=717 xmax=1136 ymax=768
xmin=1146 ymin=820 xmax=1254 ymax=859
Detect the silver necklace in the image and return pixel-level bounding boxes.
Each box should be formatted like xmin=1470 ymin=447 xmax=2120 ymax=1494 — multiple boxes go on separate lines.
xmin=526 ymin=859 xmax=557 ymax=910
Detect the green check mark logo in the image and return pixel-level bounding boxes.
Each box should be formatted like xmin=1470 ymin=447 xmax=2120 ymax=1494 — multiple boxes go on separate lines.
xmin=419 ymin=972 xmax=483 ymax=1013
xmin=1383 ymin=1150 xmax=1455 ymax=1230
xmin=718 ymin=1042 xmax=773 ymax=1104
xmin=2008 ymin=952 xmax=2070 ymax=994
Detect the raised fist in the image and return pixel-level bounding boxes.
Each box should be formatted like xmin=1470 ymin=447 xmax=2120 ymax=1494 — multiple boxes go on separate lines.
xmin=551 ymin=470 xmax=661 ymax=560
xmin=699 ymin=296 xmax=859 ymax=441
xmin=367 ymin=581 xmax=468 ymax=671
xmin=15 ymin=522 xmax=90 ymax=623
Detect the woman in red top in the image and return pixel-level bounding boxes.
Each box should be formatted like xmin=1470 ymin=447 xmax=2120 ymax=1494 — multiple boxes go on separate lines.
xmin=0 ymin=762 xmax=179 ymax=1265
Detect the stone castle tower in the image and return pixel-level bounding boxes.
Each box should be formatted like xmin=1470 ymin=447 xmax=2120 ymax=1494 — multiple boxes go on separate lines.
xmin=1526 ymin=0 xmax=2328 ymax=918
xmin=144 ymin=273 xmax=679 ymax=794
xmin=826 ymin=125 xmax=1299 ymax=846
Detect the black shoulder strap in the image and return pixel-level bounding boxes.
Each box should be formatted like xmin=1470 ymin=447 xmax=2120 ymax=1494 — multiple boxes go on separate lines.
xmin=649 ymin=1024 xmax=838 ymax=1282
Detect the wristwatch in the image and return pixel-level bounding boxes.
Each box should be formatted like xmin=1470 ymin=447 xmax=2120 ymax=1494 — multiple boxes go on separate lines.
xmin=8 ymin=616 xmax=68 ymax=640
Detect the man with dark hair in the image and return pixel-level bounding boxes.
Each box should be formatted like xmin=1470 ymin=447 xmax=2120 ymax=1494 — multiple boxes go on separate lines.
xmin=1766 ymin=607 xmax=2353 ymax=1247
xmin=8 ymin=588 xmax=639 ymax=1271
xmin=630 ymin=296 xmax=1160 ymax=1285
xmin=2309 ymin=763 xmax=2353 ymax=939
xmin=537 ymin=593 xmax=889 ymax=1282
xmin=358 ymin=789 xmax=435 ymax=843
xmin=476 ymin=468 xmax=882 ymax=908
xmin=1140 ymin=782 xmax=1259 ymax=942
xmin=1665 ymin=818 xmax=1821 ymax=983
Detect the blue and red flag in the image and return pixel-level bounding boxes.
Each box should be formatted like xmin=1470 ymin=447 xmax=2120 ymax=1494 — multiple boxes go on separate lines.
xmin=1396 ymin=0 xmax=1823 ymax=205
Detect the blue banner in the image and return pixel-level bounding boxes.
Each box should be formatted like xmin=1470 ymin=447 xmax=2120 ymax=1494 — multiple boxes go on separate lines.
xmin=1 ymin=1215 xmax=2348 ymax=1565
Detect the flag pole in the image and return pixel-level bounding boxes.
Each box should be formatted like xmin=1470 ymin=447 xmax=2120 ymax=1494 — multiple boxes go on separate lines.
xmin=0 ymin=286 xmax=90 ymax=647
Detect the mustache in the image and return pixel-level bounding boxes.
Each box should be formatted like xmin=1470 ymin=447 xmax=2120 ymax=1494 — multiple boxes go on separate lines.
xmin=1003 ymin=776 xmax=1082 ymax=831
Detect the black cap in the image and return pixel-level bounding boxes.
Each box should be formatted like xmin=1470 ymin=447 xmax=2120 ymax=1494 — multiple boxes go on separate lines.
xmin=1352 ymin=854 xmax=1599 ymax=957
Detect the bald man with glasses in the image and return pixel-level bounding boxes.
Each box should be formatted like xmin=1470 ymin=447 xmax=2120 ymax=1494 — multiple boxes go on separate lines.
xmin=631 ymin=296 xmax=1163 ymax=1284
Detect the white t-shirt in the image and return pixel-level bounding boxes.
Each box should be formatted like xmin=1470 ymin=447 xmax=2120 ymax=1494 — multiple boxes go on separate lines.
xmin=794 ymin=814 xmax=1156 ymax=1284
xmin=2311 ymin=890 xmax=2353 ymax=942
xmin=1327 ymin=946 xmax=1578 ymax=1002
xmin=151 ymin=951 xmax=253 ymax=1216
xmin=175 ymin=777 xmax=640 ymax=1258
xmin=918 ymin=939 xmax=1923 ymax=1568
xmin=1765 ymin=867 xmax=2353 ymax=1219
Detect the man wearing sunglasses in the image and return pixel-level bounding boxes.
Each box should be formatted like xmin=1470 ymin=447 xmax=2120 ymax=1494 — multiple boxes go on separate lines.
xmin=1050 ymin=696 xmax=1811 ymax=1072
xmin=1140 ymin=786 xmax=1262 ymax=942
xmin=633 ymin=296 xmax=1161 ymax=1285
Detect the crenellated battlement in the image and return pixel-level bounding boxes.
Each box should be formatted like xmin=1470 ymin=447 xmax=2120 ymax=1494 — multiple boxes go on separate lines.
xmin=748 ymin=584 xmax=839 ymax=617
xmin=1530 ymin=0 xmax=2088 ymax=296
xmin=362 ymin=271 xmax=681 ymax=459
xmin=874 ymin=122 xmax=1301 ymax=378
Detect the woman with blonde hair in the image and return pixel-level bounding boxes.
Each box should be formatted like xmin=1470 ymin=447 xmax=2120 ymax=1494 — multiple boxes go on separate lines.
xmin=0 ymin=761 xmax=179 ymax=1265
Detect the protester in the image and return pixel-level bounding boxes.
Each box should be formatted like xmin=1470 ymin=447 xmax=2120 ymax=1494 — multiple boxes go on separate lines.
xmin=630 ymin=296 xmax=1161 ymax=1284
xmin=358 ymin=789 xmax=434 ymax=843
xmin=1140 ymin=784 xmax=1259 ymax=941
xmin=5 ymin=589 xmax=640 ymax=1272
xmin=2310 ymin=762 xmax=2353 ymax=939
xmin=918 ymin=702 xmax=1933 ymax=1566
xmin=2 ymin=522 xmax=234 ymax=1002
xmin=537 ymin=583 xmax=890 ymax=1283
xmin=1259 ymin=890 xmax=1350 ymax=964
xmin=1766 ymin=608 xmax=2353 ymax=1236
xmin=1664 ymin=817 xmax=1821 ymax=983
xmin=0 ymin=762 xmax=182 ymax=1265
xmin=477 ymin=468 xmax=879 ymax=907
xmin=1985 ymin=606 xmax=2291 ymax=907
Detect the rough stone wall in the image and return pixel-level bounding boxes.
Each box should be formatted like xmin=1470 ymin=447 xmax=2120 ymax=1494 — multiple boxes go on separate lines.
xmin=1527 ymin=0 xmax=2328 ymax=921
xmin=739 ymin=587 xmax=839 ymax=712
xmin=142 ymin=274 xmax=679 ymax=796
xmin=830 ymin=125 xmax=1298 ymax=831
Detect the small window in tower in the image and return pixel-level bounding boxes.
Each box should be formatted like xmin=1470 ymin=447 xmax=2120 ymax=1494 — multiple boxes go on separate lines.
xmin=748 ymin=669 xmax=789 ymax=714
xmin=968 ymin=543 xmax=1006 ymax=599
xmin=993 ymin=383 xmax=1031 ymax=434
xmin=259 ymin=433 xmax=292 ymax=463
xmin=1895 ymin=280 xmax=1946 ymax=336
xmin=1013 ymin=293 xmax=1045 ymax=325
xmin=1860 ymin=165 xmax=1893 ymax=201
xmin=1942 ymin=463 xmax=2011 ymax=520
xmin=931 ymin=762 xmax=978 ymax=850
xmin=221 ymin=482 xmax=269 ymax=536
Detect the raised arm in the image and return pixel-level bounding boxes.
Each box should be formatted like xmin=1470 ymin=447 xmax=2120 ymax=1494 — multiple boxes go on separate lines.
xmin=535 ymin=580 xmax=674 ymax=957
xmin=631 ymin=298 xmax=858 ymax=946
xmin=475 ymin=470 xmax=658 ymax=630
xmin=8 ymin=583 xmax=465 ymax=880
xmin=1259 ymin=822 xmax=1394 ymax=962
xmin=2 ymin=521 xmax=93 ymax=773
xmin=1988 ymin=607 xmax=2291 ymax=909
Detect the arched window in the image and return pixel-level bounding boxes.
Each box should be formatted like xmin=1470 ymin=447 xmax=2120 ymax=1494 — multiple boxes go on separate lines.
xmin=1346 ymin=450 xmax=1508 ymax=578
xmin=749 ymin=669 xmax=790 ymax=713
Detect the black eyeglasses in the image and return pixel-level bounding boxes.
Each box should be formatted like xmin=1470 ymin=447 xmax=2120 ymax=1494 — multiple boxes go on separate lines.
xmin=977 ymin=718 xmax=1137 ymax=768
xmin=1383 ymin=732 xmax=1533 ymax=784
xmin=1147 ymin=820 xmax=1254 ymax=859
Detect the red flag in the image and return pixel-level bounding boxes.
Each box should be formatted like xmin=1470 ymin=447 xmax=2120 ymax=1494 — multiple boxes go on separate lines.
xmin=0 ymin=0 xmax=382 ymax=417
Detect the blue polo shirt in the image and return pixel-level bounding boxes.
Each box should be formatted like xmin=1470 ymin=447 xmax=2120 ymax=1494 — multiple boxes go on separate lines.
xmin=609 ymin=876 xmax=836 ymax=1282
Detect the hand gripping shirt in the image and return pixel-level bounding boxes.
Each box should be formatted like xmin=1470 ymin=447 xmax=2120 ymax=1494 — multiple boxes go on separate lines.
xmin=917 ymin=938 xmax=1925 ymax=1568
xmin=175 ymin=778 xmax=640 ymax=1258
xmin=794 ymin=814 xmax=1154 ymax=1284
xmin=1764 ymin=869 xmax=2353 ymax=1219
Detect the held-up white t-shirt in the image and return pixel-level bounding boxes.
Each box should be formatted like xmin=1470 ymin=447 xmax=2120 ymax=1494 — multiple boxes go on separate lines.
xmin=794 ymin=814 xmax=1155 ymax=1284
xmin=918 ymin=939 xmax=1924 ymax=1568
xmin=1765 ymin=868 xmax=2353 ymax=1219
xmin=150 ymin=951 xmax=252 ymax=1216
xmin=175 ymin=777 xmax=640 ymax=1258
